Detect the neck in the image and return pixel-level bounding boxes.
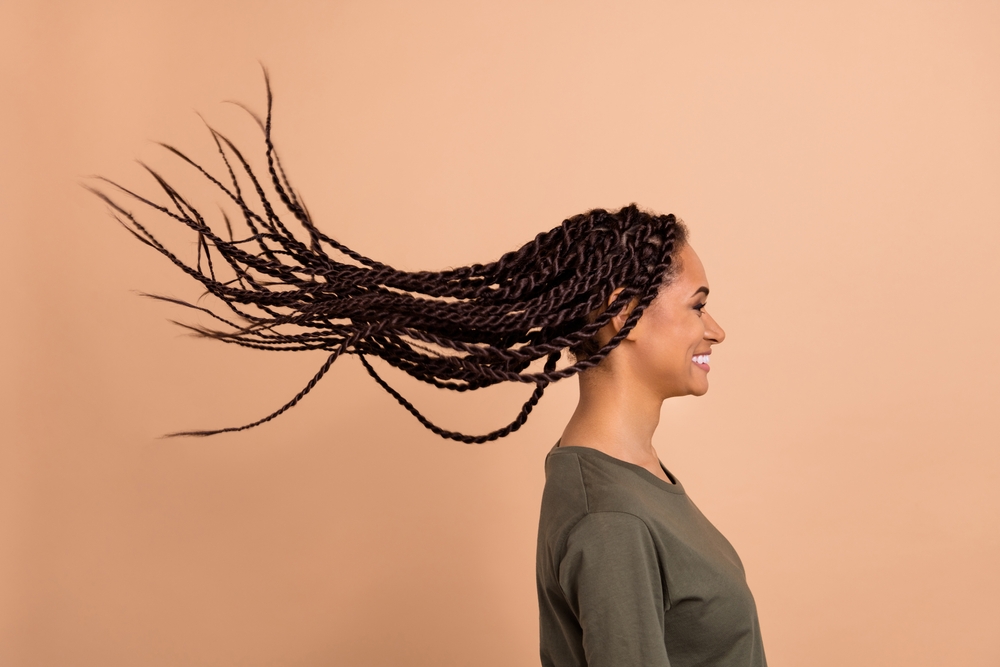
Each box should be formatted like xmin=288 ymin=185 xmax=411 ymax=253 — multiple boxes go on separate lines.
xmin=559 ymin=363 xmax=666 ymax=473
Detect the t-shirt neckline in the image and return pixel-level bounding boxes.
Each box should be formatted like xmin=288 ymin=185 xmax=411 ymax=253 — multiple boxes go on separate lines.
xmin=549 ymin=441 xmax=686 ymax=495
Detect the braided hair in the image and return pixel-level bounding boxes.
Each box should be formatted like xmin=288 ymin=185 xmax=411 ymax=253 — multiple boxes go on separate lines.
xmin=88 ymin=73 xmax=688 ymax=443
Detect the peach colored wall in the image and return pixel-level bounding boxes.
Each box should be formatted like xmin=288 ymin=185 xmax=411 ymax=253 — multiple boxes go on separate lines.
xmin=2 ymin=1 xmax=998 ymax=665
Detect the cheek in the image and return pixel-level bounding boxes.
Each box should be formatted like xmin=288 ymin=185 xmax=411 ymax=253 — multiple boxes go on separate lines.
xmin=644 ymin=312 xmax=704 ymax=366
xmin=638 ymin=311 xmax=688 ymax=363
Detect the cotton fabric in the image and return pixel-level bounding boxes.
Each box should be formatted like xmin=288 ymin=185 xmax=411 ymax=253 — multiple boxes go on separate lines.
xmin=536 ymin=444 xmax=766 ymax=667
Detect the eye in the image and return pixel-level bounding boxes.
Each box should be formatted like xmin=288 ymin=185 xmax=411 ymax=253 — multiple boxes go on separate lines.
xmin=694 ymin=302 xmax=707 ymax=316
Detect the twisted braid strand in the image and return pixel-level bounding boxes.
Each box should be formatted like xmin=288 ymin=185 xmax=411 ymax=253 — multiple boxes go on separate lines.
xmin=89 ymin=70 xmax=685 ymax=441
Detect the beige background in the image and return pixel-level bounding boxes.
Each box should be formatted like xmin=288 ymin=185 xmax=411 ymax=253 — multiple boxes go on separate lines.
xmin=2 ymin=1 xmax=999 ymax=665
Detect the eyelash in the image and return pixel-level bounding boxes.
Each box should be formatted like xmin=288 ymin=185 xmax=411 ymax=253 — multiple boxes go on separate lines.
xmin=694 ymin=303 xmax=707 ymax=315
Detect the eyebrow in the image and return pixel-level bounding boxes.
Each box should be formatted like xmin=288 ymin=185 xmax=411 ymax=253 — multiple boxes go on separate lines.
xmin=691 ymin=287 xmax=709 ymax=298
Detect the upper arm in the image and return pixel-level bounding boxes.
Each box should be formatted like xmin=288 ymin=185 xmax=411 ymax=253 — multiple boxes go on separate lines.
xmin=558 ymin=512 xmax=670 ymax=667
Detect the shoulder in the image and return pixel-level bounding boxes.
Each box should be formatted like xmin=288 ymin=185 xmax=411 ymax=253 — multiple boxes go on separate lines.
xmin=564 ymin=510 xmax=656 ymax=556
xmin=538 ymin=447 xmax=663 ymax=552
xmin=544 ymin=446 xmax=672 ymax=515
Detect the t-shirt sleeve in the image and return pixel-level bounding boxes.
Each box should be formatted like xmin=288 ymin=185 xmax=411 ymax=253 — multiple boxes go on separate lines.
xmin=558 ymin=511 xmax=670 ymax=667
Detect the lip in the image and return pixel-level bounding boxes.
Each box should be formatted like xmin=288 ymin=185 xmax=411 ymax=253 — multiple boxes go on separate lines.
xmin=692 ymin=352 xmax=711 ymax=372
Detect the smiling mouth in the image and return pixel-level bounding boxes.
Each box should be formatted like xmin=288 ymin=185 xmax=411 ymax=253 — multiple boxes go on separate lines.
xmin=692 ymin=354 xmax=710 ymax=371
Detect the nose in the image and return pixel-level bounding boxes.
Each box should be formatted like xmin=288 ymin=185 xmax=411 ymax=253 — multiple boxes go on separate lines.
xmin=704 ymin=311 xmax=726 ymax=345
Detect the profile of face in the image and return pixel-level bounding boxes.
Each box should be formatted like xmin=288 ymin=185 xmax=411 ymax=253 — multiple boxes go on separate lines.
xmin=601 ymin=243 xmax=726 ymax=399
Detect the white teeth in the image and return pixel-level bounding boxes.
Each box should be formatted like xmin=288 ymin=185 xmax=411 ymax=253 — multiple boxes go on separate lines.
xmin=692 ymin=354 xmax=710 ymax=365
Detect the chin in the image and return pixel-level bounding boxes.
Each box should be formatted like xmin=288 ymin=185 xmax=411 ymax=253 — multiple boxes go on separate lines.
xmin=661 ymin=383 xmax=709 ymax=399
xmin=690 ymin=383 xmax=709 ymax=397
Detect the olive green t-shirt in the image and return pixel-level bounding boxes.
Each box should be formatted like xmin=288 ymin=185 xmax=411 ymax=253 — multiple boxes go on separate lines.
xmin=536 ymin=445 xmax=766 ymax=667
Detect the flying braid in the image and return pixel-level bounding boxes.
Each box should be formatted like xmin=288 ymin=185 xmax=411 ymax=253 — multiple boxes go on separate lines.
xmin=88 ymin=69 xmax=688 ymax=442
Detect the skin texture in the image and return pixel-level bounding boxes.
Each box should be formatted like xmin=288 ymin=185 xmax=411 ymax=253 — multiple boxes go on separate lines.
xmin=558 ymin=243 xmax=726 ymax=483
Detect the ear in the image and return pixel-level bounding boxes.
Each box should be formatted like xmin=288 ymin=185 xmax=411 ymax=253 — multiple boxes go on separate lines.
xmin=604 ymin=287 xmax=639 ymax=339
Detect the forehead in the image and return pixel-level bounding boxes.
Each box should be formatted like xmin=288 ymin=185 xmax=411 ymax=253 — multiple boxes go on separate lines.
xmin=673 ymin=243 xmax=708 ymax=291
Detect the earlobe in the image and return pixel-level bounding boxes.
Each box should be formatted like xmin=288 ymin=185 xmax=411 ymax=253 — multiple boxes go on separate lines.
xmin=613 ymin=298 xmax=640 ymax=341
xmin=597 ymin=287 xmax=641 ymax=344
xmin=606 ymin=287 xmax=628 ymax=335
xmin=621 ymin=308 xmax=639 ymax=341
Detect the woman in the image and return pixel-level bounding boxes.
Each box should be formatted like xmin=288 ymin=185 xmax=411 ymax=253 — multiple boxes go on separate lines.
xmin=538 ymin=240 xmax=767 ymax=666
xmin=92 ymin=75 xmax=766 ymax=665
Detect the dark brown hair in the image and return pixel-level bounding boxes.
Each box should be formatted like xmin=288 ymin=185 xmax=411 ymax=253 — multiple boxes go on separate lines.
xmin=567 ymin=224 xmax=687 ymax=363
xmin=88 ymin=73 xmax=689 ymax=443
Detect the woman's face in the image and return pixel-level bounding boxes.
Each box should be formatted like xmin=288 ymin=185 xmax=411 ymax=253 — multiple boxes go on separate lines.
xmin=611 ymin=243 xmax=726 ymax=399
